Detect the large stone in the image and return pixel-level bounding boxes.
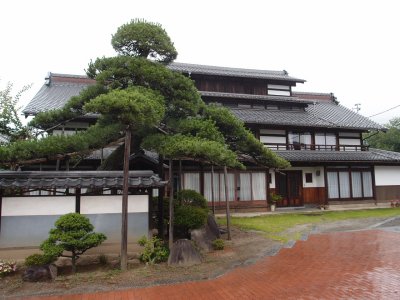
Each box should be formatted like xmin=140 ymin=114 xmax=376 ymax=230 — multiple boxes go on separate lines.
xmin=207 ymin=214 xmax=221 ymax=238
xmin=128 ymin=258 xmax=141 ymax=269
xmin=22 ymin=264 xmax=57 ymax=282
xmin=190 ymin=214 xmax=220 ymax=252
xmin=168 ymin=239 xmax=202 ymax=266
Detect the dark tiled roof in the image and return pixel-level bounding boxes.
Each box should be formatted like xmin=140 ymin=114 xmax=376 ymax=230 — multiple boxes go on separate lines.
xmin=274 ymin=149 xmax=400 ymax=163
xmin=0 ymin=171 xmax=166 ymax=189
xmin=23 ymin=81 xmax=91 ymax=115
xmin=200 ymin=91 xmax=312 ymax=104
xmin=230 ymin=101 xmax=384 ymax=130
xmin=169 ymin=62 xmax=306 ymax=83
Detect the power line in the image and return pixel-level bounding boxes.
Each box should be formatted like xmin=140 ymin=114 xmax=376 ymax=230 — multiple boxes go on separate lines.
xmin=368 ymin=104 xmax=400 ymax=118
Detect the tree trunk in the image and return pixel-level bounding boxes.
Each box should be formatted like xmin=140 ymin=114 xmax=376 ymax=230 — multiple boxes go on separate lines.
xmin=121 ymin=128 xmax=131 ymax=271
xmin=211 ymin=165 xmax=215 ymax=215
xmin=71 ymin=252 xmax=77 ymax=274
xmin=224 ymin=166 xmax=231 ymax=240
xmin=168 ymin=159 xmax=174 ymax=249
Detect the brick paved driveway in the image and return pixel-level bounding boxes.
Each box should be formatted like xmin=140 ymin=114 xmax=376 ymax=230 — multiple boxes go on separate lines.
xmin=32 ymin=229 xmax=400 ymax=299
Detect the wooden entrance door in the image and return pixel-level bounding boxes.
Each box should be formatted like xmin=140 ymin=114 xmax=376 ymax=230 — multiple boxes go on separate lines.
xmin=275 ymin=171 xmax=303 ymax=207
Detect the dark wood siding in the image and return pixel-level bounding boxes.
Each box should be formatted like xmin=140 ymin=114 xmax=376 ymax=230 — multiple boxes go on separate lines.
xmin=303 ymin=187 xmax=325 ymax=205
xmin=194 ymin=76 xmax=267 ymax=95
xmin=376 ymin=185 xmax=400 ymax=202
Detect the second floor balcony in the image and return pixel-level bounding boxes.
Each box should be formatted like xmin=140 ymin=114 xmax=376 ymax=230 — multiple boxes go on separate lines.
xmin=264 ymin=143 xmax=369 ymax=152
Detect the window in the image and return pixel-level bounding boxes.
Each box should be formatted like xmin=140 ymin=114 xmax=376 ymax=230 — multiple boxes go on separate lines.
xmin=305 ymin=173 xmax=313 ymax=183
xmin=327 ymin=168 xmax=373 ymax=200
xmin=315 ymin=133 xmax=337 ymax=151
xmin=288 ymin=132 xmax=311 ymax=150
xmin=267 ymin=84 xmax=291 ymax=96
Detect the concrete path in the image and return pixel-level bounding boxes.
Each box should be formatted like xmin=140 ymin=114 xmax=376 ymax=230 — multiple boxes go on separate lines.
xmin=29 ymin=226 xmax=400 ymax=299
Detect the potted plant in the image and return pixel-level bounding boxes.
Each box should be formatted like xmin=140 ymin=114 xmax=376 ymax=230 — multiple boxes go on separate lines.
xmin=269 ymin=193 xmax=282 ymax=212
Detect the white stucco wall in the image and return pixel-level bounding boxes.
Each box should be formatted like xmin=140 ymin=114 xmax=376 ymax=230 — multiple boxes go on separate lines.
xmin=269 ymin=167 xmax=325 ymax=189
xmin=375 ymin=166 xmax=400 ymax=186
xmin=80 ymin=195 xmax=148 ymax=214
xmin=2 ymin=196 xmax=75 ymax=216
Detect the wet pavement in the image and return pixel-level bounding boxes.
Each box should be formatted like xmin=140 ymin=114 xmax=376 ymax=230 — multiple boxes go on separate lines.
xmin=29 ymin=224 xmax=400 ymax=299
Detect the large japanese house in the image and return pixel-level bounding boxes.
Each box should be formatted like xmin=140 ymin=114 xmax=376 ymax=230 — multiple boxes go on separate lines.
xmin=22 ymin=63 xmax=400 ymax=210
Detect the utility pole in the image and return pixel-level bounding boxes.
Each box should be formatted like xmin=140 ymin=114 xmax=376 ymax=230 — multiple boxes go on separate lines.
xmin=353 ymin=103 xmax=361 ymax=113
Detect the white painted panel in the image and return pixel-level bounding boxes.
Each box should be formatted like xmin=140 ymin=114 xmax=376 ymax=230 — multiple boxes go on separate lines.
xmin=2 ymin=196 xmax=75 ymax=216
xmin=81 ymin=195 xmax=148 ymax=214
xmin=339 ymin=138 xmax=361 ymax=145
xmin=268 ymin=84 xmax=290 ymax=90
xmin=260 ymin=136 xmax=286 ymax=144
xmin=339 ymin=132 xmax=360 ymax=137
xmin=375 ymin=166 xmax=400 ymax=186
xmin=269 ymin=170 xmax=276 ymax=189
xmin=260 ymin=129 xmax=285 ymax=135
xmin=283 ymin=167 xmax=325 ymax=188
xmin=268 ymin=90 xmax=291 ymax=96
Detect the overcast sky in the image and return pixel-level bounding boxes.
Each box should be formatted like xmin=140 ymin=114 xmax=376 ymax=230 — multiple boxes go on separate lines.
xmin=1 ymin=0 xmax=399 ymax=125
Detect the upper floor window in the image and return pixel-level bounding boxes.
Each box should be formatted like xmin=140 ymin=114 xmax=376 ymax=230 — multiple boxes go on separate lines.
xmin=315 ymin=132 xmax=337 ymax=150
xmin=267 ymin=84 xmax=291 ymax=96
xmin=288 ymin=131 xmax=311 ymax=150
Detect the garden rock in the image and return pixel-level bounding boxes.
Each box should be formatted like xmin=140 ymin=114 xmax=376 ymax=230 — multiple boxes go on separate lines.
xmin=191 ymin=215 xmax=220 ymax=251
xmin=128 ymin=258 xmax=141 ymax=268
xmin=207 ymin=214 xmax=221 ymax=238
xmin=168 ymin=239 xmax=202 ymax=266
xmin=22 ymin=264 xmax=57 ymax=282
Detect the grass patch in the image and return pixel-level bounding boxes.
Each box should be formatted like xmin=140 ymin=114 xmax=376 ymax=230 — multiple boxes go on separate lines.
xmin=218 ymin=208 xmax=400 ymax=242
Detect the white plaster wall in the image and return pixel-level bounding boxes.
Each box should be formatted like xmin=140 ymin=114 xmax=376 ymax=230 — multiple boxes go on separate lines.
xmin=80 ymin=195 xmax=148 ymax=214
xmin=2 ymin=196 xmax=75 ymax=216
xmin=291 ymin=167 xmax=325 ymax=188
xmin=375 ymin=166 xmax=400 ymax=186
xmin=339 ymin=138 xmax=361 ymax=145
xmin=269 ymin=169 xmax=276 ymax=189
xmin=269 ymin=167 xmax=325 ymax=188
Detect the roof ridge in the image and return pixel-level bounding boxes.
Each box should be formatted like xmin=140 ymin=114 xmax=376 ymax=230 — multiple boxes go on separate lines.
xmin=170 ymin=62 xmax=286 ymax=75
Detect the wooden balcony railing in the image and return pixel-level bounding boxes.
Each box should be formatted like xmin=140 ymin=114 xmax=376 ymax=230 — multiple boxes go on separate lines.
xmin=264 ymin=143 xmax=369 ymax=152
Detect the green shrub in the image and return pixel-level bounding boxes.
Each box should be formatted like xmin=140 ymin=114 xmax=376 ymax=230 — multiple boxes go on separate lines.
xmin=174 ymin=205 xmax=208 ymax=231
xmin=212 ymin=239 xmax=225 ymax=250
xmin=40 ymin=213 xmax=107 ymax=273
xmin=138 ymin=236 xmax=169 ymax=264
xmin=177 ymin=189 xmax=208 ymax=209
xmin=25 ymin=254 xmax=56 ymax=266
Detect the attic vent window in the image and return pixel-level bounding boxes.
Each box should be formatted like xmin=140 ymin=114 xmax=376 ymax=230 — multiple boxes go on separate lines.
xmin=268 ymin=84 xmax=291 ymax=96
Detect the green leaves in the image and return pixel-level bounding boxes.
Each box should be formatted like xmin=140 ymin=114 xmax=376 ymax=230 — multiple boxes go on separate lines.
xmin=142 ymin=133 xmax=244 ymax=169
xmin=0 ymin=81 xmax=32 ymax=143
xmin=111 ymin=19 xmax=177 ymax=64
xmin=365 ymin=117 xmax=400 ymax=152
xmin=40 ymin=213 xmax=107 ymax=271
xmin=84 ymin=86 xmax=165 ymax=128
xmin=0 ymin=123 xmax=122 ymax=165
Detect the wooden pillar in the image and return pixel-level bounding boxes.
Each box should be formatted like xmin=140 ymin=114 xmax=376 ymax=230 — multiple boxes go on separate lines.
xmin=211 ymin=165 xmax=215 ymax=215
xmin=121 ymin=128 xmax=131 ymax=271
xmin=158 ymin=155 xmax=165 ymax=239
xmin=168 ymin=159 xmax=174 ymax=249
xmin=148 ymin=189 xmax=152 ymax=237
xmin=75 ymin=188 xmax=81 ymax=213
xmin=200 ymin=163 xmax=204 ymax=196
xmin=266 ymin=168 xmax=270 ymax=207
xmin=224 ymin=166 xmax=231 ymax=240
xmin=179 ymin=160 xmax=183 ymax=192
xmin=0 ymin=189 xmax=3 ymax=234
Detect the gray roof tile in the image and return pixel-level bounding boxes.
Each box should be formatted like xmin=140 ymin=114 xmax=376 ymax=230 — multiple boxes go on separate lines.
xmin=230 ymin=101 xmax=383 ymax=130
xmin=23 ymin=82 xmax=90 ymax=115
xmin=201 ymin=91 xmax=312 ymax=104
xmin=169 ymin=62 xmax=306 ymax=82
xmin=274 ymin=148 xmax=400 ymax=163
xmin=0 ymin=171 xmax=166 ymax=189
